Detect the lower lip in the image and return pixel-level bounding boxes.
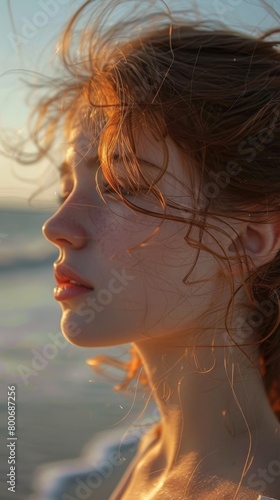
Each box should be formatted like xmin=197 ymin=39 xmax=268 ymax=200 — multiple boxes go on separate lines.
xmin=54 ymin=283 xmax=94 ymax=301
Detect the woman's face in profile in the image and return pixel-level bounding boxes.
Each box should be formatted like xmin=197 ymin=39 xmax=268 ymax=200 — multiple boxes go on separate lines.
xmin=42 ymin=126 xmax=227 ymax=348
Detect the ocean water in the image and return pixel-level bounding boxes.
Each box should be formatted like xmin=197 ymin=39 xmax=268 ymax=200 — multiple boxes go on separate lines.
xmin=0 ymin=207 xmax=157 ymax=500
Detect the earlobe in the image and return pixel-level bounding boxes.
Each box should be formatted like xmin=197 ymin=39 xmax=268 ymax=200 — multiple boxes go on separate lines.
xmin=227 ymin=222 xmax=280 ymax=270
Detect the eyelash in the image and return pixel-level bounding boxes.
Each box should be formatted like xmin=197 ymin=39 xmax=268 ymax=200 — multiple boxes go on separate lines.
xmin=103 ymin=183 xmax=132 ymax=197
xmin=56 ymin=185 xmax=132 ymax=206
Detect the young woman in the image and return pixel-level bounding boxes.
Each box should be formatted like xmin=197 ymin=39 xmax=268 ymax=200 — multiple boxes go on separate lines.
xmin=20 ymin=0 xmax=280 ymax=498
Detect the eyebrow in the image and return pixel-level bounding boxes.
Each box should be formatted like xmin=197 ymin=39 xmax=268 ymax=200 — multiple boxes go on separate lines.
xmin=58 ymin=154 xmax=122 ymax=178
xmin=58 ymin=156 xmax=100 ymax=178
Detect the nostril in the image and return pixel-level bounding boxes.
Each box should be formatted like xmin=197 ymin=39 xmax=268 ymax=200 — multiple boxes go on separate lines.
xmin=41 ymin=215 xmax=87 ymax=249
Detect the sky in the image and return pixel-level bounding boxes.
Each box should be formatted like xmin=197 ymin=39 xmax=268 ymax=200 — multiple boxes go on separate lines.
xmin=0 ymin=0 xmax=278 ymax=208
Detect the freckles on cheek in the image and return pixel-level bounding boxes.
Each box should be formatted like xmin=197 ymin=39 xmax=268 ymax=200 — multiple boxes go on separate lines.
xmin=89 ymin=211 xmax=139 ymax=260
xmin=89 ymin=204 xmax=160 ymax=263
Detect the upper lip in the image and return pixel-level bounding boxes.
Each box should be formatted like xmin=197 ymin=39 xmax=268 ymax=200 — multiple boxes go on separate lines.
xmin=54 ymin=264 xmax=94 ymax=289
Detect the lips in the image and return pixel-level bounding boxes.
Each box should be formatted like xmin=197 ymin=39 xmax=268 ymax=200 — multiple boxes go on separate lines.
xmin=54 ymin=264 xmax=94 ymax=289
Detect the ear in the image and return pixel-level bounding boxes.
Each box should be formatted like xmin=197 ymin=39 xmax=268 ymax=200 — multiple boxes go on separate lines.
xmin=227 ymin=221 xmax=280 ymax=271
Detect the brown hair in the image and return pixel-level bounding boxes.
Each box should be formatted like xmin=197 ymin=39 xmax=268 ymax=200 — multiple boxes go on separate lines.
xmin=7 ymin=0 xmax=280 ymax=419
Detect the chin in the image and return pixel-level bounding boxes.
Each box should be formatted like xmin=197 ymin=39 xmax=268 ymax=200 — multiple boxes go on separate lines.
xmin=60 ymin=320 xmax=133 ymax=348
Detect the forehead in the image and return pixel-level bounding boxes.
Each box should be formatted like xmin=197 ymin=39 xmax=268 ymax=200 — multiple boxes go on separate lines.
xmin=64 ymin=124 xmax=190 ymax=188
xmin=65 ymin=125 xmax=95 ymax=163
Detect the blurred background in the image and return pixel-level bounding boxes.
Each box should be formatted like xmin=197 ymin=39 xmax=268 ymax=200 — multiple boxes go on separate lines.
xmin=0 ymin=0 xmax=278 ymax=498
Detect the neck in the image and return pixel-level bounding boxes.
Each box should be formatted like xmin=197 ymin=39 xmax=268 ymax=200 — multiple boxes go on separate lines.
xmin=134 ymin=338 xmax=277 ymax=471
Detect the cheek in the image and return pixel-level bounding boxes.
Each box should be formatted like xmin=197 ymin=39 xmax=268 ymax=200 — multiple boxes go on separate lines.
xmin=92 ymin=219 xmax=125 ymax=259
xmin=88 ymin=207 xmax=124 ymax=258
xmin=89 ymin=206 xmax=159 ymax=261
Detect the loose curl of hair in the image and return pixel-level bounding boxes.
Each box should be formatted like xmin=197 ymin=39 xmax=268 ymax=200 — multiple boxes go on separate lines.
xmin=6 ymin=0 xmax=280 ymax=420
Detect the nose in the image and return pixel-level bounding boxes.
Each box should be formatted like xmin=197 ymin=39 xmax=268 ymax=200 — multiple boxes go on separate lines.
xmin=42 ymin=206 xmax=89 ymax=250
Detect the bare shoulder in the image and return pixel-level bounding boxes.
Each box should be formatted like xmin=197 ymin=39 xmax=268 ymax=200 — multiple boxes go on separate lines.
xmin=110 ymin=425 xmax=280 ymax=500
xmin=109 ymin=422 xmax=161 ymax=500
xmin=155 ymin=431 xmax=280 ymax=499
xmin=152 ymin=459 xmax=280 ymax=500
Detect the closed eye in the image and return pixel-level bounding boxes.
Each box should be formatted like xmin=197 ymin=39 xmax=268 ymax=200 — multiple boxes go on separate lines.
xmin=103 ymin=183 xmax=132 ymax=197
xmin=56 ymin=186 xmax=132 ymax=207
